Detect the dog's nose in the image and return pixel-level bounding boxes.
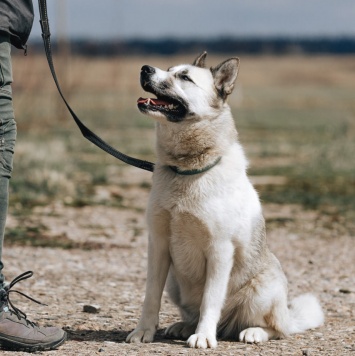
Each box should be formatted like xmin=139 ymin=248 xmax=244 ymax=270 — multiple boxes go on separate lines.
xmin=141 ymin=65 xmax=155 ymax=74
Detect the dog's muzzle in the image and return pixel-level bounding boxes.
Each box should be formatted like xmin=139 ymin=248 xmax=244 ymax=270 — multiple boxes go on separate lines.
xmin=138 ymin=65 xmax=188 ymax=122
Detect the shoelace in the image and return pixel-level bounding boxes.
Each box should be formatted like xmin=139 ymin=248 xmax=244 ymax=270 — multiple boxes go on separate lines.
xmin=0 ymin=271 xmax=47 ymax=327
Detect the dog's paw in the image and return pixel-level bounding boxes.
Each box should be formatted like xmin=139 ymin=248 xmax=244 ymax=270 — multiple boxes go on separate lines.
xmin=165 ymin=321 xmax=196 ymax=340
xmin=126 ymin=327 xmax=156 ymax=343
xmin=239 ymin=327 xmax=269 ymax=343
xmin=187 ymin=333 xmax=218 ymax=349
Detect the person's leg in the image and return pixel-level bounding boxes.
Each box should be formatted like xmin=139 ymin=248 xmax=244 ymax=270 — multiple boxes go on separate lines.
xmin=0 ymin=178 xmax=10 ymax=287
xmin=0 ymin=32 xmax=16 ymax=288
xmin=0 ymin=33 xmax=66 ymax=352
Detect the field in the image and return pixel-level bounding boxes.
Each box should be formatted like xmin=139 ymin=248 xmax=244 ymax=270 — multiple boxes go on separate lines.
xmin=10 ymin=54 xmax=355 ymax=218
xmin=2 ymin=53 xmax=354 ymax=355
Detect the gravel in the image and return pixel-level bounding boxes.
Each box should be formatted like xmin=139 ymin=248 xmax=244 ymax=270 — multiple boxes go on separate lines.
xmin=1 ymin=175 xmax=354 ymax=355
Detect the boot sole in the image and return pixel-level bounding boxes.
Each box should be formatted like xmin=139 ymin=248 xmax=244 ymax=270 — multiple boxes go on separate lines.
xmin=0 ymin=331 xmax=67 ymax=353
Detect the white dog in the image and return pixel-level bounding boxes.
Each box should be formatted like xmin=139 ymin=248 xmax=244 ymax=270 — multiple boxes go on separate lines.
xmin=126 ymin=52 xmax=324 ymax=349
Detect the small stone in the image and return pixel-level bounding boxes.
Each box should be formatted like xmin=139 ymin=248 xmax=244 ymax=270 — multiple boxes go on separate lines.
xmin=339 ymin=288 xmax=351 ymax=294
xmin=98 ymin=348 xmax=104 ymax=352
xmin=83 ymin=304 xmax=101 ymax=313
xmin=302 ymin=349 xmax=311 ymax=356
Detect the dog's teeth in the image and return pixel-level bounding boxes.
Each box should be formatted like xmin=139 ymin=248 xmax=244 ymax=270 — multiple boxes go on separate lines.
xmin=147 ymin=98 xmax=151 ymax=105
xmin=168 ymin=104 xmax=173 ymax=109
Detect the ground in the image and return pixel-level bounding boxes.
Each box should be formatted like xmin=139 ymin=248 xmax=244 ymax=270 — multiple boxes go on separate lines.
xmin=2 ymin=168 xmax=354 ymax=356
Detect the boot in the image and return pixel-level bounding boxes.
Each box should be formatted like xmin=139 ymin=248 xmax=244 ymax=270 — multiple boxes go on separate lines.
xmin=0 ymin=271 xmax=66 ymax=352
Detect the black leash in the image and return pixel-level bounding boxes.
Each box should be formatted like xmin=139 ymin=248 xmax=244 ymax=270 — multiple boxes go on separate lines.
xmin=37 ymin=0 xmax=155 ymax=172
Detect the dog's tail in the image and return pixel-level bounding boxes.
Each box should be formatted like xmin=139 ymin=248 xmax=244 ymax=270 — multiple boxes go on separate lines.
xmin=288 ymin=293 xmax=324 ymax=334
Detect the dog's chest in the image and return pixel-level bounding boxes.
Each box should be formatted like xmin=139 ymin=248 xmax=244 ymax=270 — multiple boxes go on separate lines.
xmin=169 ymin=211 xmax=210 ymax=281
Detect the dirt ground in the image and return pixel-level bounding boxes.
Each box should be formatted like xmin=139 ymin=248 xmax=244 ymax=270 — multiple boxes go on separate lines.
xmin=2 ymin=168 xmax=354 ymax=355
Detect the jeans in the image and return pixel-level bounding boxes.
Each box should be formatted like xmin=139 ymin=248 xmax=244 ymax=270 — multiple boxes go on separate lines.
xmin=0 ymin=32 xmax=17 ymax=287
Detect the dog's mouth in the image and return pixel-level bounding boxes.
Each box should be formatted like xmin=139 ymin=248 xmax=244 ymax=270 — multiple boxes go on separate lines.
xmin=137 ymin=95 xmax=187 ymax=122
xmin=137 ymin=96 xmax=181 ymax=112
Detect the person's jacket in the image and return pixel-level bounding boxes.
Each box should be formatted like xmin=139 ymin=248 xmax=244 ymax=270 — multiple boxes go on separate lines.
xmin=0 ymin=0 xmax=34 ymax=49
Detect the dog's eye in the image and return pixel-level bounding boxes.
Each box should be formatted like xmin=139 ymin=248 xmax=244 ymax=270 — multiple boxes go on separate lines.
xmin=181 ymin=74 xmax=193 ymax=82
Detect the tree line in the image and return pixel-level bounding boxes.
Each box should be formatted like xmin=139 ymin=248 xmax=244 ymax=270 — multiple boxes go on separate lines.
xmin=29 ymin=37 xmax=355 ymax=56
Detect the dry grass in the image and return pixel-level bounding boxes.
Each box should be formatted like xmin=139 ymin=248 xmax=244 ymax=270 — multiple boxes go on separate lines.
xmin=9 ymin=53 xmax=355 ymax=226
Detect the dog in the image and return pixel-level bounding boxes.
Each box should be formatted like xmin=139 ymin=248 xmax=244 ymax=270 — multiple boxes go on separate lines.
xmin=126 ymin=52 xmax=324 ymax=349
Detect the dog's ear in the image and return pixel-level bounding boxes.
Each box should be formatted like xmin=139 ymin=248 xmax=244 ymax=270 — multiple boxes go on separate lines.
xmin=193 ymin=51 xmax=207 ymax=68
xmin=211 ymin=58 xmax=240 ymax=99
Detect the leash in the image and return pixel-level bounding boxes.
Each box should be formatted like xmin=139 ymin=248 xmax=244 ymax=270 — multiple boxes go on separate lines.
xmin=37 ymin=0 xmax=155 ymax=173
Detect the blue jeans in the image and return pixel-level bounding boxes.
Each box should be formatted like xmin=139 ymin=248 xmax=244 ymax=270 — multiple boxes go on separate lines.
xmin=0 ymin=32 xmax=17 ymax=287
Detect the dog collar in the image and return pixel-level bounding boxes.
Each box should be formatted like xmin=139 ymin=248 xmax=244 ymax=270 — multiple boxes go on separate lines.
xmin=169 ymin=157 xmax=222 ymax=175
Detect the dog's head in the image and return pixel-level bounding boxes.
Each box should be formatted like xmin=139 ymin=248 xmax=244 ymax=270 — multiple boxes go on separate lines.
xmin=137 ymin=52 xmax=239 ymax=123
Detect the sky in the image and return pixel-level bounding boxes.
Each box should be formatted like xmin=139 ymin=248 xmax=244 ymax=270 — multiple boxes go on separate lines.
xmin=31 ymin=0 xmax=355 ymax=41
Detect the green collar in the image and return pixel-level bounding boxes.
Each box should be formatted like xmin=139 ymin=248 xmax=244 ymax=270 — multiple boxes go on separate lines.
xmin=169 ymin=157 xmax=222 ymax=176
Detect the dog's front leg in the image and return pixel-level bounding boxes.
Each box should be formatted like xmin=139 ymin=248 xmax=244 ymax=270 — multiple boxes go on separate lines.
xmin=187 ymin=240 xmax=234 ymax=349
xmin=126 ymin=219 xmax=171 ymax=343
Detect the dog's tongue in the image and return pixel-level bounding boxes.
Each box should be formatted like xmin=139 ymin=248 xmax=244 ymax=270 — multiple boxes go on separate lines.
xmin=137 ymin=97 xmax=170 ymax=106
